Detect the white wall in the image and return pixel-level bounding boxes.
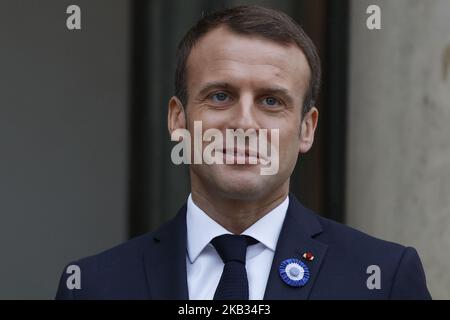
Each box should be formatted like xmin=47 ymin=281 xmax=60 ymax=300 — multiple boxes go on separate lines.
xmin=347 ymin=0 xmax=450 ymax=299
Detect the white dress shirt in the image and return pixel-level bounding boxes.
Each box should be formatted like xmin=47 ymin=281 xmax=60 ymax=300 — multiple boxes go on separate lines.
xmin=186 ymin=193 xmax=289 ymax=300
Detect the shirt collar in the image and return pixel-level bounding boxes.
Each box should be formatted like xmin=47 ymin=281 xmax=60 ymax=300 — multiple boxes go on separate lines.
xmin=186 ymin=193 xmax=289 ymax=264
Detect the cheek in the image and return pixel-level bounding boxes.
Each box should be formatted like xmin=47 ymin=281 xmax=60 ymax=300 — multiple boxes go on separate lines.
xmin=187 ymin=108 xmax=227 ymax=130
xmin=278 ymin=126 xmax=301 ymax=159
xmin=258 ymin=117 xmax=301 ymax=160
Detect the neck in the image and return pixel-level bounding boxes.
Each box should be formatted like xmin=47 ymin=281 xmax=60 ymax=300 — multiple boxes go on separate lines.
xmin=190 ymin=177 xmax=289 ymax=234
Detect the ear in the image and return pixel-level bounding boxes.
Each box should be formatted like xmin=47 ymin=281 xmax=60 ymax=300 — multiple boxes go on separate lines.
xmin=299 ymin=107 xmax=319 ymax=154
xmin=168 ymin=96 xmax=186 ymax=136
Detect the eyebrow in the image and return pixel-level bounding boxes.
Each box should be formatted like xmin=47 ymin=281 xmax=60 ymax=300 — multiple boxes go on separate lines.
xmin=198 ymin=81 xmax=295 ymax=105
xmin=198 ymin=82 xmax=237 ymax=97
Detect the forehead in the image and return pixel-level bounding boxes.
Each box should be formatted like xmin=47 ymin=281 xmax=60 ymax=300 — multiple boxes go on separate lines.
xmin=186 ymin=26 xmax=311 ymax=95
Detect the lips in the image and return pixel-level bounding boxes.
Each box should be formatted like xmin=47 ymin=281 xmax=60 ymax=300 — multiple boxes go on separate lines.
xmin=218 ymin=147 xmax=266 ymax=165
xmin=223 ymin=147 xmax=258 ymax=157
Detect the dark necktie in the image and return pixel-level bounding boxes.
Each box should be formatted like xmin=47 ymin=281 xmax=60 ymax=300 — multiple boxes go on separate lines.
xmin=211 ymin=234 xmax=258 ymax=300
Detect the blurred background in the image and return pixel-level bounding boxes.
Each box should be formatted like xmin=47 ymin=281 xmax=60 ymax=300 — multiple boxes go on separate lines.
xmin=0 ymin=0 xmax=449 ymax=299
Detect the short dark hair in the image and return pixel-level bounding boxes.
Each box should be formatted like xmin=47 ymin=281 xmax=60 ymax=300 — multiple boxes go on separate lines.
xmin=174 ymin=5 xmax=321 ymax=116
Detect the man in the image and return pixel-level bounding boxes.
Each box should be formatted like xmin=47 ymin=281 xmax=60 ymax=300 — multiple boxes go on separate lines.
xmin=56 ymin=5 xmax=431 ymax=299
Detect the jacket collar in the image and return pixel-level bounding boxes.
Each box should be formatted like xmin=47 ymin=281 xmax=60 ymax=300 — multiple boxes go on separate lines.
xmin=142 ymin=193 xmax=328 ymax=300
xmin=263 ymin=194 xmax=328 ymax=299
xmin=143 ymin=204 xmax=189 ymax=299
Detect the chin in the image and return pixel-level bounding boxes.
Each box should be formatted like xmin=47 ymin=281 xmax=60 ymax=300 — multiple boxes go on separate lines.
xmin=212 ymin=165 xmax=272 ymax=200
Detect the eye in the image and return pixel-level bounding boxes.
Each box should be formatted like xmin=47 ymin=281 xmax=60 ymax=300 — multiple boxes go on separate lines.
xmin=261 ymin=96 xmax=282 ymax=107
xmin=210 ymin=92 xmax=232 ymax=104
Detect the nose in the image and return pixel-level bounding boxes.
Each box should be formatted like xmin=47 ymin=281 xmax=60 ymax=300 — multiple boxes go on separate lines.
xmin=227 ymin=93 xmax=260 ymax=131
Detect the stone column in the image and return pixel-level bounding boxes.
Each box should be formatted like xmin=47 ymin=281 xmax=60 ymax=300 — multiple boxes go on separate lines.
xmin=347 ymin=0 xmax=450 ymax=299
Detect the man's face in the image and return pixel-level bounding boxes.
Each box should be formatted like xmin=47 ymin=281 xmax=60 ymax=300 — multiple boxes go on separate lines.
xmin=169 ymin=26 xmax=318 ymax=200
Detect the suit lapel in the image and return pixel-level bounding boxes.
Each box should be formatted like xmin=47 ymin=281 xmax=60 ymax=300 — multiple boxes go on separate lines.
xmin=143 ymin=205 xmax=189 ymax=299
xmin=141 ymin=195 xmax=328 ymax=300
xmin=264 ymin=195 xmax=328 ymax=300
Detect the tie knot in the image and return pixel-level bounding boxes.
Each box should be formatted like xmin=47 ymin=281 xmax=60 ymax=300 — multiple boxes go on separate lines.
xmin=211 ymin=234 xmax=258 ymax=264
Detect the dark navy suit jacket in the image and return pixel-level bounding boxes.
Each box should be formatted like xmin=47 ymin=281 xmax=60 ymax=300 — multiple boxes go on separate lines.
xmin=56 ymin=195 xmax=431 ymax=299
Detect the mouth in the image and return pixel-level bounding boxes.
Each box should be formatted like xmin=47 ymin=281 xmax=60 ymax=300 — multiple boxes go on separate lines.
xmin=219 ymin=147 xmax=265 ymax=165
